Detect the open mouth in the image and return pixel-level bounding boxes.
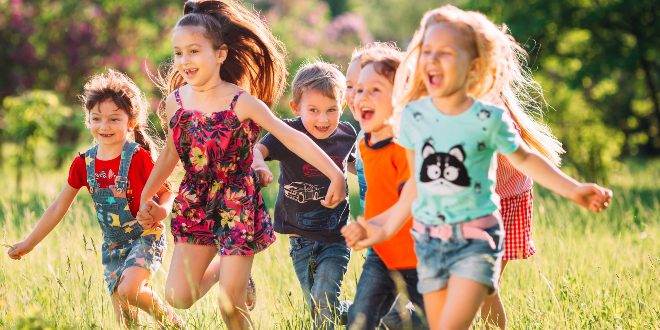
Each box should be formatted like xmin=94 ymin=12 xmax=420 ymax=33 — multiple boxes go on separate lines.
xmin=315 ymin=125 xmax=330 ymax=133
xmin=360 ymin=107 xmax=375 ymax=121
xmin=427 ymin=71 xmax=443 ymax=86
xmin=183 ymin=68 xmax=198 ymax=77
xmin=99 ymin=133 xmax=114 ymax=138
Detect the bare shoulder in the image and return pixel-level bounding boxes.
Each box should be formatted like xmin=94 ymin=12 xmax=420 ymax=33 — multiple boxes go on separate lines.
xmin=234 ymin=92 xmax=270 ymax=122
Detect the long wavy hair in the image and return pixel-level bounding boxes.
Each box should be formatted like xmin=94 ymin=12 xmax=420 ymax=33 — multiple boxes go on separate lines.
xmin=158 ymin=0 xmax=288 ymax=108
xmin=393 ymin=5 xmax=564 ymax=165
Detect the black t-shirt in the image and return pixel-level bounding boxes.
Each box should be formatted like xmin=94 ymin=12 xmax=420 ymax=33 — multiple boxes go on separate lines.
xmin=260 ymin=118 xmax=356 ymax=242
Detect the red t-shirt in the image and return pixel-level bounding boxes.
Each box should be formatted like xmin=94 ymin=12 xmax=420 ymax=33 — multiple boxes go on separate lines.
xmin=67 ymin=147 xmax=155 ymax=217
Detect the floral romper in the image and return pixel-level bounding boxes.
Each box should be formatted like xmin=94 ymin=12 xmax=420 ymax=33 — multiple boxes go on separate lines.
xmin=86 ymin=142 xmax=166 ymax=294
xmin=169 ymin=88 xmax=275 ymax=255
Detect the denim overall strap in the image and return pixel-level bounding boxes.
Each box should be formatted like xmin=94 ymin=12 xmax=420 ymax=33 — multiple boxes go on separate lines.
xmin=85 ymin=145 xmax=100 ymax=193
xmin=114 ymin=142 xmax=138 ymax=196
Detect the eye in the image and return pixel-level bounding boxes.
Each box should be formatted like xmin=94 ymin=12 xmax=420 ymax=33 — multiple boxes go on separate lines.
xmin=346 ymin=85 xmax=353 ymax=90
xmin=190 ymin=49 xmax=199 ymax=54
xmin=356 ymin=88 xmax=364 ymax=93
xmin=328 ymin=108 xmax=337 ymax=113
xmin=174 ymin=51 xmax=182 ymax=56
xmin=112 ymin=119 xmax=120 ymax=122
xmin=444 ymin=167 xmax=458 ymax=181
xmin=426 ymin=164 xmax=441 ymax=180
xmin=309 ymin=108 xmax=318 ymax=113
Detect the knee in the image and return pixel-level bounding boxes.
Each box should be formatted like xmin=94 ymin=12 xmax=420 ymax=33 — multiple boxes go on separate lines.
xmin=116 ymin=281 xmax=140 ymax=302
xmin=164 ymin=285 xmax=196 ymax=309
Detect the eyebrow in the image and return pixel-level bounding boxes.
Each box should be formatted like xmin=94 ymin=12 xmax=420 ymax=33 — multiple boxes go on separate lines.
xmin=174 ymin=43 xmax=202 ymax=49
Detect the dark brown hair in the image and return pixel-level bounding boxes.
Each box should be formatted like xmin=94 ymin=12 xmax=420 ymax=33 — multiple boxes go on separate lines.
xmin=161 ymin=0 xmax=288 ymax=108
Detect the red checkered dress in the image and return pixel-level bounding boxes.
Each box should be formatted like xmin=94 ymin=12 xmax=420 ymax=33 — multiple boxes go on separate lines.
xmin=496 ymin=154 xmax=536 ymax=260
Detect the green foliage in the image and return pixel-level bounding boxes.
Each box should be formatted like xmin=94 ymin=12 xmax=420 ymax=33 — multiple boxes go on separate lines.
xmin=2 ymin=90 xmax=73 ymax=191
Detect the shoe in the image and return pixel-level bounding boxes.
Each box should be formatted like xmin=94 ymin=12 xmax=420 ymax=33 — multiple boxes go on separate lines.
xmin=246 ymin=275 xmax=257 ymax=311
xmin=338 ymin=300 xmax=353 ymax=325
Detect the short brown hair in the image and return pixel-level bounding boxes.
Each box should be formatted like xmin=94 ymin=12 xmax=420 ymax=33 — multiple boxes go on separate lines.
xmin=291 ymin=61 xmax=346 ymax=106
xmin=360 ymin=50 xmax=404 ymax=84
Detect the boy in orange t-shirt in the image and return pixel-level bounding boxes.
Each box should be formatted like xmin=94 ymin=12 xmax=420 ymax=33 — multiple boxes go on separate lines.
xmin=342 ymin=52 xmax=426 ymax=329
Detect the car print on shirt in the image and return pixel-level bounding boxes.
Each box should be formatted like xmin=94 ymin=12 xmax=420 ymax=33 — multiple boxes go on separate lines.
xmin=283 ymin=182 xmax=325 ymax=203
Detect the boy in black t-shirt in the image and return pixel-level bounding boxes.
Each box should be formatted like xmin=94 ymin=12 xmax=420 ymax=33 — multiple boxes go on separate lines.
xmin=253 ymin=61 xmax=356 ymax=329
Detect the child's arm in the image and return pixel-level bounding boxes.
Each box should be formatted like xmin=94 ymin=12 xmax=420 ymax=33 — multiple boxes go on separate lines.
xmin=505 ymin=144 xmax=612 ymax=211
xmin=236 ymin=95 xmax=345 ymax=208
xmin=252 ymin=144 xmax=274 ymax=187
xmin=138 ymin=94 xmax=181 ymax=226
xmin=342 ymin=149 xmax=417 ymax=249
xmin=8 ymin=185 xmax=79 ymax=260
xmin=139 ymin=186 xmax=175 ymax=225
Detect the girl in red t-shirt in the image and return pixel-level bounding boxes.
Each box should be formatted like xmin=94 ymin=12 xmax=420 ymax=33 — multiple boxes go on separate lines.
xmin=7 ymin=69 xmax=183 ymax=327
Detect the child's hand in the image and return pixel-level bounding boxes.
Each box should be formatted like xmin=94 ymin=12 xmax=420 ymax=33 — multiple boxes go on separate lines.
xmin=321 ymin=175 xmax=346 ymax=209
xmin=341 ymin=221 xmax=367 ymax=247
xmin=344 ymin=216 xmax=387 ymax=250
xmin=137 ymin=202 xmax=158 ymax=228
xmin=7 ymin=240 xmax=33 ymax=260
xmin=570 ymin=183 xmax=613 ymax=212
xmin=253 ymin=164 xmax=274 ymax=187
xmin=145 ymin=200 xmax=169 ymax=222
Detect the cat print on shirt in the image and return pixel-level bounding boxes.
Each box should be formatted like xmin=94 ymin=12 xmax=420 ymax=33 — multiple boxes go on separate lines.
xmin=419 ymin=141 xmax=471 ymax=195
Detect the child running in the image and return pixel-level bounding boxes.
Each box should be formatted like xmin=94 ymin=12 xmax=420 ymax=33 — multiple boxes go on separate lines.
xmin=138 ymin=1 xmax=346 ymax=329
xmin=343 ymin=48 xmax=428 ymax=330
xmin=252 ymin=61 xmax=356 ymax=329
xmin=345 ymin=5 xmax=612 ymax=329
xmin=7 ymin=69 xmax=182 ymax=328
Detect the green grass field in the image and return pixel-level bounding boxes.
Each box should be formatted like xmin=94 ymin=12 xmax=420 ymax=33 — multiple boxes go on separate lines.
xmin=0 ymin=159 xmax=658 ymax=329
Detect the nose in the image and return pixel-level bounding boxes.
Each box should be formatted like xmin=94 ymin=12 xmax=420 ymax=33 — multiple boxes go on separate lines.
xmin=319 ymin=111 xmax=329 ymax=123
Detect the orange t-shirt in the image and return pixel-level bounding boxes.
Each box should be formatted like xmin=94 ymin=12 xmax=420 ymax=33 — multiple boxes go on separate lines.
xmin=360 ymin=135 xmax=417 ymax=270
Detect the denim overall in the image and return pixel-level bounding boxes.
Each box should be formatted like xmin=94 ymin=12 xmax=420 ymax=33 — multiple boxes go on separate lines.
xmin=85 ymin=142 xmax=166 ymax=294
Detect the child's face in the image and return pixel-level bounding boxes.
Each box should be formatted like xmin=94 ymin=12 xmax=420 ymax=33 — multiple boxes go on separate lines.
xmin=354 ymin=63 xmax=394 ymax=136
xmin=88 ymin=100 xmax=132 ymax=147
xmin=172 ymin=25 xmax=226 ymax=88
xmin=292 ymin=89 xmax=342 ymax=140
xmin=345 ymin=59 xmax=361 ymax=122
xmin=419 ymin=22 xmax=476 ymax=100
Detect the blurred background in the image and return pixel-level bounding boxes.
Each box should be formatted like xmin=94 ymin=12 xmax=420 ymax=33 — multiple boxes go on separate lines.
xmin=1 ymin=0 xmax=658 ymax=188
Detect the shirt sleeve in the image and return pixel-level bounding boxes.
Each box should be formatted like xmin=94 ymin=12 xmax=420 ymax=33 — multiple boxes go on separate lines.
xmin=133 ymin=148 xmax=156 ymax=185
xmin=492 ymin=110 xmax=522 ymax=155
xmin=67 ymin=155 xmax=87 ymax=189
xmin=259 ymin=132 xmax=285 ymax=161
xmin=395 ymin=105 xmax=415 ymax=150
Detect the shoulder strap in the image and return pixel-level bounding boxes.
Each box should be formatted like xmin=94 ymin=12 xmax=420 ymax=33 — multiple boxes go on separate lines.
xmin=174 ymin=88 xmax=184 ymax=109
xmin=229 ymin=90 xmax=245 ymax=111
xmin=115 ymin=142 xmax=139 ymax=191
xmin=85 ymin=145 xmax=99 ymax=191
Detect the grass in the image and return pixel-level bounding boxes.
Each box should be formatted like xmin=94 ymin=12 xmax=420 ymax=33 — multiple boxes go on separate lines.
xmin=0 ymin=158 xmax=658 ymax=329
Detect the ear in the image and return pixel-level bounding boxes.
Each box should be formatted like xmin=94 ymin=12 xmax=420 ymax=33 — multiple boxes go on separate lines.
xmin=448 ymin=144 xmax=466 ymax=162
xmin=422 ymin=141 xmax=436 ymax=158
xmin=289 ymin=100 xmax=300 ymax=116
xmin=217 ymin=44 xmax=228 ymax=64
xmin=468 ymin=57 xmax=482 ymax=79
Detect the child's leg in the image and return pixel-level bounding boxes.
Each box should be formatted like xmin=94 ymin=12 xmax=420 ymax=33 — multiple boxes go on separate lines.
xmin=217 ymin=255 xmax=254 ymax=330
xmin=115 ymin=266 xmax=182 ymax=326
xmin=309 ymin=242 xmax=350 ymax=329
xmin=111 ymin=293 xmax=138 ymax=327
xmin=348 ymin=252 xmax=398 ymax=329
xmin=165 ymin=243 xmax=217 ymax=309
xmin=480 ymin=260 xmax=508 ymax=329
xmin=436 ymin=275 xmax=489 ymax=330
xmin=198 ymin=257 xmax=221 ymax=297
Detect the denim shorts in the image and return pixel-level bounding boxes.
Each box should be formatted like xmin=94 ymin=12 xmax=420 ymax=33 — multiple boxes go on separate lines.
xmin=411 ymin=222 xmax=504 ymax=294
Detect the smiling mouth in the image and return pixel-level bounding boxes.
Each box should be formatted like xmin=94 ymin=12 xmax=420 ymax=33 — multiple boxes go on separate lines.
xmin=315 ymin=126 xmax=330 ymax=132
xmin=183 ymin=68 xmax=198 ymax=76
xmin=360 ymin=109 xmax=375 ymax=121
xmin=427 ymin=71 xmax=443 ymax=86
xmin=99 ymin=133 xmax=114 ymax=138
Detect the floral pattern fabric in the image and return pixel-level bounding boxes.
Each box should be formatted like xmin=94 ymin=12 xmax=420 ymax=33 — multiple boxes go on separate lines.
xmin=169 ymin=89 xmax=275 ymax=255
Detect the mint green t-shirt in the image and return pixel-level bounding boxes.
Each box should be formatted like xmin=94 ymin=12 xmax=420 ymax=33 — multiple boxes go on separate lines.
xmin=396 ymin=97 xmax=522 ymax=225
